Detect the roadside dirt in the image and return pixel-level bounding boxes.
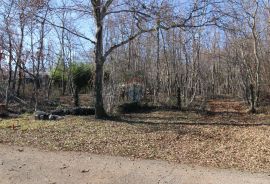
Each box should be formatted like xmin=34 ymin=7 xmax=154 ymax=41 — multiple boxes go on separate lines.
xmin=0 ymin=144 xmax=269 ymax=184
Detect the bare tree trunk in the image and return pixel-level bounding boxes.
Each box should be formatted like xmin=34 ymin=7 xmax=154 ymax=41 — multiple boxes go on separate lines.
xmin=15 ymin=18 xmax=25 ymax=97
xmin=252 ymin=19 xmax=260 ymax=108
xmin=61 ymin=25 xmax=66 ymax=96
xmin=6 ymin=29 xmax=13 ymax=107
xmin=95 ymin=61 xmax=107 ymax=118
xmin=35 ymin=11 xmax=47 ymax=110
xmin=93 ymin=0 xmax=107 ymax=118
xmin=249 ymin=84 xmax=256 ymax=113
xmin=177 ymin=87 xmax=182 ymax=110
xmin=155 ymin=26 xmax=160 ymax=103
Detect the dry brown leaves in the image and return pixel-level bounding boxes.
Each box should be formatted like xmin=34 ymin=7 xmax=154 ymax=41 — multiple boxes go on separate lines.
xmin=0 ymin=101 xmax=269 ymax=173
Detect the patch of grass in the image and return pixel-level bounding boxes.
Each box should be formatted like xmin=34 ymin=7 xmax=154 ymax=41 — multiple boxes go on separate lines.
xmin=0 ymin=116 xmax=52 ymax=130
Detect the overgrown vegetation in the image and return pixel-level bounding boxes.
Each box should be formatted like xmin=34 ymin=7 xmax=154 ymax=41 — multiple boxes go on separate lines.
xmin=70 ymin=63 xmax=93 ymax=106
xmin=51 ymin=62 xmax=93 ymax=106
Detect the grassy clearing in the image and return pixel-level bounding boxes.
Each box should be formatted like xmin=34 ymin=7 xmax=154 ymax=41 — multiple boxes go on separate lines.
xmin=0 ymin=108 xmax=270 ymax=173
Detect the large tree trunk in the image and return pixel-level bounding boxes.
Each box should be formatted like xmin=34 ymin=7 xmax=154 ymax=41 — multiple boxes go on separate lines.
xmin=95 ymin=62 xmax=107 ymax=118
xmin=94 ymin=1 xmax=108 ymax=119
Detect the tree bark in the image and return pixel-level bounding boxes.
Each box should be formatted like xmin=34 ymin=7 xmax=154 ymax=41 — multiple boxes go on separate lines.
xmin=155 ymin=26 xmax=160 ymax=103
xmin=177 ymin=87 xmax=182 ymax=110
xmin=249 ymin=84 xmax=256 ymax=113
xmin=95 ymin=62 xmax=107 ymax=118
xmin=93 ymin=0 xmax=108 ymax=118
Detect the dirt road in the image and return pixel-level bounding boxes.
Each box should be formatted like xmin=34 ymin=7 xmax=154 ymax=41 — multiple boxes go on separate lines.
xmin=0 ymin=145 xmax=269 ymax=184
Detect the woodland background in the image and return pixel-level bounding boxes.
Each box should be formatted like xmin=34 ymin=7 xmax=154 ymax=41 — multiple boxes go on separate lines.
xmin=0 ymin=0 xmax=270 ymax=117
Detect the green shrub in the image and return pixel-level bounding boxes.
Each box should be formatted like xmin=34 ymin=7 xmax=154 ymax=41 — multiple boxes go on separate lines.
xmin=50 ymin=63 xmax=68 ymax=84
xmin=71 ymin=63 xmax=93 ymax=91
xmin=71 ymin=63 xmax=93 ymax=106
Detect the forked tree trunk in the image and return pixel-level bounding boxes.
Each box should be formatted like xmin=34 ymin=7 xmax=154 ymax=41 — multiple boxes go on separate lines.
xmin=250 ymin=1 xmax=260 ymax=113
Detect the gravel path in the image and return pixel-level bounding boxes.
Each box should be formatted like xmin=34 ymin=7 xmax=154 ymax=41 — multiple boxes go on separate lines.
xmin=0 ymin=144 xmax=269 ymax=184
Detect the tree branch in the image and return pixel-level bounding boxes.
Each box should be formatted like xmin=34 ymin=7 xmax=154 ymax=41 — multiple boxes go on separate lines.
xmin=35 ymin=15 xmax=96 ymax=44
xmin=104 ymin=28 xmax=155 ymax=59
